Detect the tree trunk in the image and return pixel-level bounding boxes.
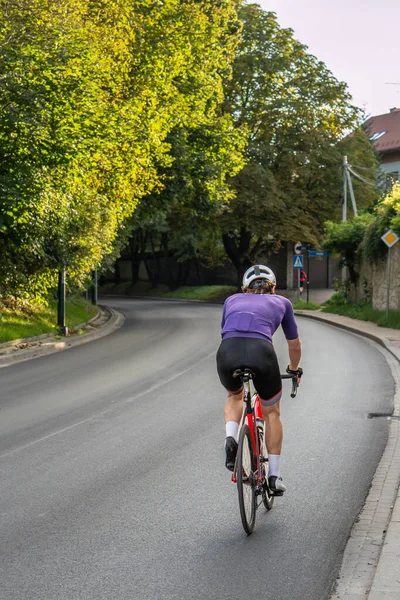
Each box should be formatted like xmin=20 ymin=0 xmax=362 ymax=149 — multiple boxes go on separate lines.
xmin=162 ymin=232 xmax=176 ymax=289
xmin=115 ymin=259 xmax=121 ymax=284
xmin=180 ymin=260 xmax=191 ymax=286
xmin=149 ymin=234 xmax=161 ymax=287
xmin=129 ymin=231 xmax=147 ymax=285
xmin=222 ymin=227 xmax=252 ymax=284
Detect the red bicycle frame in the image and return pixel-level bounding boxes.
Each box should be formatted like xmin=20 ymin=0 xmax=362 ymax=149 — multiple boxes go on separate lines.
xmin=232 ymin=380 xmax=263 ymax=484
xmin=231 ymin=368 xmax=298 ymax=485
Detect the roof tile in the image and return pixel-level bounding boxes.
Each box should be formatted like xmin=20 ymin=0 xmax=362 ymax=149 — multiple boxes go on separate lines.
xmin=364 ymin=110 xmax=400 ymax=153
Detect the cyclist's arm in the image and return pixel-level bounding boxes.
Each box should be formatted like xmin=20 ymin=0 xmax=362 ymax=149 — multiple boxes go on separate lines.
xmin=221 ymin=303 xmax=226 ymax=330
xmin=287 ymin=337 xmax=302 ymax=371
xmin=281 ymin=298 xmax=302 ymax=370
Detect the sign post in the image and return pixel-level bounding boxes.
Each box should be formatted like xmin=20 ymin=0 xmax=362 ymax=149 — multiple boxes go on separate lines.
xmin=294 ymin=241 xmax=303 ymax=255
xmin=293 ymin=254 xmax=304 ymax=301
xmin=91 ymin=269 xmax=98 ymax=305
xmin=381 ymin=230 xmax=399 ymax=319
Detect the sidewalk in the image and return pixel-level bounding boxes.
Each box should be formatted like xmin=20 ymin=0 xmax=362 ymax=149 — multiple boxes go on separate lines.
xmin=295 ymin=309 xmax=400 ymax=599
xmin=278 ymin=287 xmax=335 ymax=305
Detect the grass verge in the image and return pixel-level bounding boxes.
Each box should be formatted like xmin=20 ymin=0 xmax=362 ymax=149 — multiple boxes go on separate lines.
xmin=0 ymin=296 xmax=98 ymax=343
xmin=322 ymin=299 xmax=400 ymax=329
xmin=292 ymin=300 xmax=320 ymax=310
xmin=163 ymin=285 xmax=237 ymax=302
xmin=100 ymin=282 xmax=237 ymax=302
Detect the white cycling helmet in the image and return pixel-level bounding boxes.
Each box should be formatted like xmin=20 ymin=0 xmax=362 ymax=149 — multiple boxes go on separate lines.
xmin=242 ymin=264 xmax=276 ymax=289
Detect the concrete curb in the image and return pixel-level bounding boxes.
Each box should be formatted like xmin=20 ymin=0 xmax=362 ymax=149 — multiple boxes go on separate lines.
xmin=0 ymin=332 xmax=55 ymax=351
xmin=0 ymin=305 xmax=124 ymax=369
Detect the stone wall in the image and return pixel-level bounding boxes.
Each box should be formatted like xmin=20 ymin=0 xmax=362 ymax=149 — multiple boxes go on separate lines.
xmin=372 ymin=243 xmax=400 ymax=310
xmin=358 ymin=243 xmax=400 ymax=310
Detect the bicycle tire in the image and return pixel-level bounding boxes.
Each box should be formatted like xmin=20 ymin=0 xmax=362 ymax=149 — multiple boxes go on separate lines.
xmin=237 ymin=424 xmax=257 ymax=535
xmin=257 ymin=425 xmax=274 ymax=511
xmin=261 ymin=460 xmax=274 ymax=511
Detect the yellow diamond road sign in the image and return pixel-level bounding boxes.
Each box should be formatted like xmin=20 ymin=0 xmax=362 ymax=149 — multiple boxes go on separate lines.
xmin=381 ymin=230 xmax=399 ymax=248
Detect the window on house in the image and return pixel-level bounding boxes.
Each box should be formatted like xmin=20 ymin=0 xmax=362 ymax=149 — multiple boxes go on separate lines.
xmin=369 ymin=131 xmax=387 ymax=141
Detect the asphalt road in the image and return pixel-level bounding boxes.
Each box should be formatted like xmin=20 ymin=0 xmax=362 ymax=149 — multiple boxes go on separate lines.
xmin=0 ymin=298 xmax=394 ymax=600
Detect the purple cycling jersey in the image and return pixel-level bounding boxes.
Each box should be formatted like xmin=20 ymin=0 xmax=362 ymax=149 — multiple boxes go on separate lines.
xmin=221 ymin=293 xmax=298 ymax=344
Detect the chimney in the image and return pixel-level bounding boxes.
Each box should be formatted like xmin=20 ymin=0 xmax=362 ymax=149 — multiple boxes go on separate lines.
xmin=390 ymin=107 xmax=400 ymax=113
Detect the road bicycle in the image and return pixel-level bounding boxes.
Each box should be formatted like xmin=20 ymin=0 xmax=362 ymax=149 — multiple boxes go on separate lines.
xmin=231 ymin=368 xmax=299 ymax=535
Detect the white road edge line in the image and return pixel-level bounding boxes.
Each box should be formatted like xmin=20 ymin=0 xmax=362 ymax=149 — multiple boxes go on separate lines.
xmin=0 ymin=350 xmax=216 ymax=460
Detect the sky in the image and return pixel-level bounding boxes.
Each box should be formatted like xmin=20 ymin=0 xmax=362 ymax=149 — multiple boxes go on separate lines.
xmin=257 ymin=0 xmax=400 ymax=118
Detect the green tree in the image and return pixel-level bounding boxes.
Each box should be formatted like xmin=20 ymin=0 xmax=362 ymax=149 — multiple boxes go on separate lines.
xmin=217 ymin=4 xmax=378 ymax=280
xmin=322 ymin=215 xmax=373 ymax=284
xmin=124 ymin=116 xmax=246 ymax=288
xmin=363 ymin=183 xmax=400 ymax=262
xmin=0 ymin=0 xmax=241 ymax=299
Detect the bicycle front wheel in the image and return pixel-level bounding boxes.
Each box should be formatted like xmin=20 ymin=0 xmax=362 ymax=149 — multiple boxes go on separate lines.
xmin=237 ymin=424 xmax=256 ymax=535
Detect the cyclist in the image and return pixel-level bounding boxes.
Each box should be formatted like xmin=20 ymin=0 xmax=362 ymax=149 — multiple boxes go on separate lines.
xmin=216 ymin=264 xmax=302 ymax=495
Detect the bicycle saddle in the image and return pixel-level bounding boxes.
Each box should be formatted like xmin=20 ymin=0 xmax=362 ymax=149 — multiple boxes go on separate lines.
xmin=233 ymin=368 xmax=255 ymax=381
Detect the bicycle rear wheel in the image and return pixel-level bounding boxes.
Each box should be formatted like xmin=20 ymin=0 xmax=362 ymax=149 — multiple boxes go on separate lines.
xmin=237 ymin=424 xmax=256 ymax=535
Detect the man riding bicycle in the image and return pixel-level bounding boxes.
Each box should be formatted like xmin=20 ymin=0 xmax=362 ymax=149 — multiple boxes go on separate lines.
xmin=216 ymin=265 xmax=302 ymax=495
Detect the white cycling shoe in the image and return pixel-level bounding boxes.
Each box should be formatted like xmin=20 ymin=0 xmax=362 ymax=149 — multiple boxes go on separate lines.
xmin=268 ymin=476 xmax=286 ymax=496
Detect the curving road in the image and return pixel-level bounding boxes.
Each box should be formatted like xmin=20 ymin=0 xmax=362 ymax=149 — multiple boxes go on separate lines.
xmin=0 ymin=298 xmax=395 ymax=600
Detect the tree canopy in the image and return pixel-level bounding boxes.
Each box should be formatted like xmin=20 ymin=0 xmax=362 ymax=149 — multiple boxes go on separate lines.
xmin=0 ymin=0 xmax=380 ymax=298
xmin=217 ymin=4 xmax=378 ymax=277
xmin=0 ymin=0 xmax=240 ymax=297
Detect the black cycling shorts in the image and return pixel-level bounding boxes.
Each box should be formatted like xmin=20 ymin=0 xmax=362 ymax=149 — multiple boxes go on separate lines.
xmin=216 ymin=337 xmax=282 ymax=403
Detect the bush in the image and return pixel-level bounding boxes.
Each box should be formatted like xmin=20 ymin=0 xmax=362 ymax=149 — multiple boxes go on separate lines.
xmin=292 ymin=300 xmax=319 ymax=310
xmin=322 ymin=298 xmax=400 ymax=329
xmin=363 ymin=184 xmax=400 ymax=262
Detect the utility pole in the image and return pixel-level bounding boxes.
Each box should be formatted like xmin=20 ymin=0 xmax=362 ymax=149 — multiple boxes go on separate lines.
xmin=342 ymin=155 xmax=359 ymax=219
xmin=342 ymin=156 xmax=348 ymax=282
xmin=342 ymin=156 xmax=348 ymax=221
xmin=346 ymin=169 xmax=358 ymax=217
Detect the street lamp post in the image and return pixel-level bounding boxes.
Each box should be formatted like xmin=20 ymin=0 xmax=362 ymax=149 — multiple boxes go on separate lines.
xmin=91 ymin=269 xmax=98 ymax=305
xmin=57 ymin=269 xmax=68 ymax=336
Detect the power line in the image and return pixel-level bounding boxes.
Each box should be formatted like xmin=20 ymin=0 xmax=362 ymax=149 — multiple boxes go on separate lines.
xmin=347 ymin=165 xmax=376 ymax=186
xmin=351 ymin=164 xmax=378 ymax=172
xmin=341 ymin=157 xmax=377 ymax=222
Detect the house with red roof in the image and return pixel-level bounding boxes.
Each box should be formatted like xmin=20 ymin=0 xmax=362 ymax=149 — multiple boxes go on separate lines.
xmin=364 ymin=107 xmax=400 ymax=184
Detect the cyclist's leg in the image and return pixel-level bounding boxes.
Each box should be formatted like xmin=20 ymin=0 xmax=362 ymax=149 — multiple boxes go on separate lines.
xmin=217 ymin=338 xmax=245 ymax=430
xmin=249 ymin=341 xmax=286 ymax=494
xmin=262 ymin=399 xmax=282 ymax=455
xmin=247 ymin=339 xmax=282 ymax=440
xmin=216 ymin=338 xmax=246 ymax=469
xmin=260 ymin=399 xmax=286 ymax=494
xmin=223 ymin=389 xmax=244 ymax=470
xmin=223 ymin=388 xmax=244 ymax=425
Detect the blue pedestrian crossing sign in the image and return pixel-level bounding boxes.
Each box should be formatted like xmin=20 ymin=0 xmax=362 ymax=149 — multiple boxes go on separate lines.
xmin=293 ymin=255 xmax=303 ymax=269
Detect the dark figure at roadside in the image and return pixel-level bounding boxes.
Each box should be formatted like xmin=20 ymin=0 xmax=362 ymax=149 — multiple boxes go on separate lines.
xmin=299 ymin=269 xmax=307 ymax=294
